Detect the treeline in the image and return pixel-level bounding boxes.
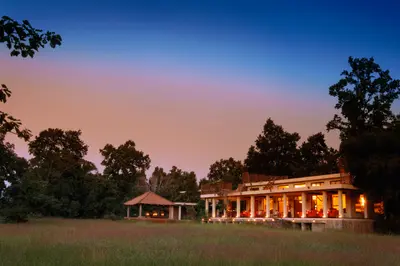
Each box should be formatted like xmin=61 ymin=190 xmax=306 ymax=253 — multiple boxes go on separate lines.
xmin=0 ymin=121 xmax=338 ymax=222
xmin=0 ymin=129 xmax=200 ymax=222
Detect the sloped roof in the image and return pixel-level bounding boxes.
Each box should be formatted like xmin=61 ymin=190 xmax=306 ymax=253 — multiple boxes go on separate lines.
xmin=124 ymin=191 xmax=174 ymax=206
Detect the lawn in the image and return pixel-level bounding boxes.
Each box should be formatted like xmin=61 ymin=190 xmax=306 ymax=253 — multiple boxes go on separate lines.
xmin=0 ymin=219 xmax=399 ymax=266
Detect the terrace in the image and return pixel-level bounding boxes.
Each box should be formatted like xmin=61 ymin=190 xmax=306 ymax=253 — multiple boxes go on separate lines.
xmin=200 ymin=171 xmax=380 ymax=232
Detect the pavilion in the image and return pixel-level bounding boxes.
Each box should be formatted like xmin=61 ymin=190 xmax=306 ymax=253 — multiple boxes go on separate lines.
xmin=124 ymin=191 xmax=197 ymax=220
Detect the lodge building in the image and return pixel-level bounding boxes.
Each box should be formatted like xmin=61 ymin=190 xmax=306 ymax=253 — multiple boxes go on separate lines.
xmin=200 ymin=169 xmax=380 ymax=233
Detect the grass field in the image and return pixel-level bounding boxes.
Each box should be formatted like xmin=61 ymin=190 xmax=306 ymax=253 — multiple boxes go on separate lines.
xmin=0 ymin=219 xmax=399 ymax=266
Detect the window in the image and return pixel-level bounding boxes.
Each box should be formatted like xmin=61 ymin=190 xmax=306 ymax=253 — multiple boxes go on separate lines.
xmin=294 ymin=184 xmax=306 ymax=188
xmin=311 ymin=182 xmax=324 ymax=187
xmin=356 ymin=194 xmax=365 ymax=213
xmin=330 ymin=180 xmax=341 ymax=185
xmin=278 ymin=185 xmax=289 ymax=190
xmin=332 ymin=194 xmax=346 ymax=210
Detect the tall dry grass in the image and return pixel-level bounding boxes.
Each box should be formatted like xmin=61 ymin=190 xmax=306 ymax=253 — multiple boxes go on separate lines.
xmin=0 ymin=218 xmax=399 ymax=266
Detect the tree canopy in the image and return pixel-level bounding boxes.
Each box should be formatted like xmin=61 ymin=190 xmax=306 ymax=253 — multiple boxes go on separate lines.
xmin=245 ymin=118 xmax=301 ymax=177
xmin=204 ymin=158 xmax=243 ymax=189
xmin=327 ymin=57 xmax=400 ymax=140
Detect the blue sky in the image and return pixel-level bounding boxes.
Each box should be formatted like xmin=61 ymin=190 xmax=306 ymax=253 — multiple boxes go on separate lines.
xmin=2 ymin=0 xmax=400 ymax=177
xmin=3 ymin=0 xmax=400 ymax=93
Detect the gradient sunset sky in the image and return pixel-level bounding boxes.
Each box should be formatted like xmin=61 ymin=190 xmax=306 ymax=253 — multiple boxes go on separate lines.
xmin=1 ymin=0 xmax=400 ymax=179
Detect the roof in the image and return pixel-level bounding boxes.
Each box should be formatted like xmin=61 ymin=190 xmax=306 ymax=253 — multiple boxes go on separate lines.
xmin=174 ymin=202 xmax=198 ymax=206
xmin=124 ymin=191 xmax=174 ymax=206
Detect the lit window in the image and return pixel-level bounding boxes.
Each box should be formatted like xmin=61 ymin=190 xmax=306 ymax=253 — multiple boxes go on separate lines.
xmin=294 ymin=184 xmax=306 ymax=188
xmin=311 ymin=182 xmax=324 ymax=187
xmin=278 ymin=185 xmax=289 ymax=189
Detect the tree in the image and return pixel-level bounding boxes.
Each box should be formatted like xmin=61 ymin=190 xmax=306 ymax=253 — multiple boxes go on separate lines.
xmin=157 ymin=166 xmax=199 ymax=203
xmin=206 ymin=158 xmax=243 ymax=189
xmin=149 ymin=166 xmax=168 ymax=193
xmin=340 ymin=119 xmax=400 ymax=218
xmin=327 ymin=57 xmax=400 ymax=141
xmin=245 ymin=118 xmax=301 ymax=177
xmin=0 ymin=134 xmax=29 ymax=222
xmin=100 ymin=140 xmax=151 ymax=214
xmin=1 ymin=16 xmax=62 ymax=140
xmin=27 ymin=128 xmax=96 ymax=217
xmin=327 ymin=57 xmax=400 ymax=224
xmin=298 ymin=133 xmax=339 ymax=177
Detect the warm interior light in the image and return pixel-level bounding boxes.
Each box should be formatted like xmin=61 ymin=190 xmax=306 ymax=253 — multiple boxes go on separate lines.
xmin=360 ymin=195 xmax=365 ymax=207
xmin=312 ymin=195 xmax=317 ymax=200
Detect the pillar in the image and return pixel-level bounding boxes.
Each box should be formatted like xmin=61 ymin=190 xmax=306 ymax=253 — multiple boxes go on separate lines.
xmin=126 ymin=206 xmax=130 ymax=218
xmin=301 ymin=192 xmax=307 ymax=218
xmin=346 ymin=191 xmax=354 ymax=218
xmin=282 ymin=194 xmax=288 ymax=218
xmin=139 ymin=204 xmax=143 ymax=217
xmin=169 ymin=206 xmax=174 ymax=220
xmin=205 ymin=199 xmax=209 ymax=217
xmin=178 ymin=205 xmax=182 ymax=220
xmin=322 ymin=191 xmax=328 ymax=218
xmin=338 ymin=190 xmax=343 ymax=218
xmin=266 ymin=195 xmax=270 ymax=218
xmin=364 ymin=195 xmax=369 ymax=219
xmin=250 ymin=196 xmax=255 ymax=218
xmin=212 ymin=198 xmax=216 ymax=218
xmin=290 ymin=197 xmax=294 ymax=217
xmin=236 ymin=197 xmax=241 ymax=218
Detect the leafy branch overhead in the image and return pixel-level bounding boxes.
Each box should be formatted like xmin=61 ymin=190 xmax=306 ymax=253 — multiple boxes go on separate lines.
xmin=0 ymin=16 xmax=62 ymax=140
xmin=0 ymin=16 xmax=62 ymax=58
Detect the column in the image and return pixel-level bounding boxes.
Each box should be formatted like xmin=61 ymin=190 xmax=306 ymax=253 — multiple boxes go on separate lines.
xmin=212 ymin=198 xmax=216 ymax=218
xmin=178 ymin=205 xmax=182 ymax=220
xmin=169 ymin=206 xmax=174 ymax=220
xmin=139 ymin=204 xmax=143 ymax=217
xmin=301 ymin=192 xmax=307 ymax=218
xmin=322 ymin=191 xmax=328 ymax=218
xmin=250 ymin=196 xmax=255 ymax=218
xmin=290 ymin=197 xmax=294 ymax=217
xmin=266 ymin=195 xmax=270 ymax=218
xmin=236 ymin=197 xmax=241 ymax=218
xmin=205 ymin=199 xmax=209 ymax=217
xmin=338 ymin=190 xmax=343 ymax=218
xmin=126 ymin=206 xmax=130 ymax=218
xmin=364 ymin=195 xmax=369 ymax=219
xmin=283 ymin=194 xmax=288 ymax=218
xmin=346 ymin=191 xmax=354 ymax=218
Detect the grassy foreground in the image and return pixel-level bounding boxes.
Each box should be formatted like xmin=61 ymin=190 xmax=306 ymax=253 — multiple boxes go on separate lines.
xmin=0 ymin=219 xmax=399 ymax=266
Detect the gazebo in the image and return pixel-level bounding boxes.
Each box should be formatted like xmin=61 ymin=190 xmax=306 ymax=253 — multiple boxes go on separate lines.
xmin=124 ymin=191 xmax=197 ymax=220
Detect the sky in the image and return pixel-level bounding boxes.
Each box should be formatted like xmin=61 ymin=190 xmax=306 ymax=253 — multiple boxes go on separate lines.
xmin=1 ymin=0 xmax=400 ymax=179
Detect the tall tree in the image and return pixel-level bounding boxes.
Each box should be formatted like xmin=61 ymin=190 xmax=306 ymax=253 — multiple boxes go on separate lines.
xmin=27 ymin=128 xmax=96 ymax=217
xmin=100 ymin=140 xmax=151 ymax=207
xmin=1 ymin=16 xmax=62 ymax=140
xmin=206 ymin=158 xmax=243 ymax=189
xmin=327 ymin=57 xmax=400 ymax=140
xmin=245 ymin=118 xmax=301 ymax=177
xmin=298 ymin=133 xmax=339 ymax=177
xmin=327 ymin=57 xmax=400 ymax=221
